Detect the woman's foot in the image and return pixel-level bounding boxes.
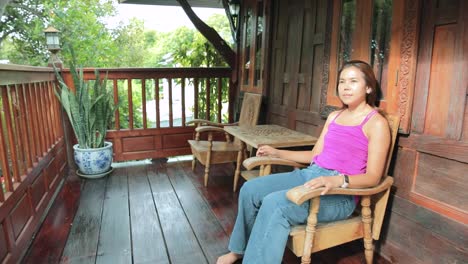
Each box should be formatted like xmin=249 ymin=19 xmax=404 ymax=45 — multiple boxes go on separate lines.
xmin=216 ymin=252 xmax=242 ymax=264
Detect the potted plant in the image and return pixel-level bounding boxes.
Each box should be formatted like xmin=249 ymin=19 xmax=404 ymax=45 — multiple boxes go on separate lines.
xmin=54 ymin=60 xmax=117 ymax=178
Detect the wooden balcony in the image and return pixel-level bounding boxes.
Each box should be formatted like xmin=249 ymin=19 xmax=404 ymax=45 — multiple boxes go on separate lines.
xmin=0 ymin=64 xmax=233 ymax=262
xmin=0 ymin=64 xmax=390 ymax=263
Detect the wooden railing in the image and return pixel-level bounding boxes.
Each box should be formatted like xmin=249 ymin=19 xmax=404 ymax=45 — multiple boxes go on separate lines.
xmin=61 ymin=67 xmax=233 ymax=161
xmin=0 ymin=64 xmax=66 ymax=262
xmin=0 ymin=64 xmax=233 ymax=262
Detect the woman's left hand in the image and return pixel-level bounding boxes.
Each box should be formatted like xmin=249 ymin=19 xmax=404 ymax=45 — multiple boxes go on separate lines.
xmin=304 ymin=175 xmax=342 ymax=195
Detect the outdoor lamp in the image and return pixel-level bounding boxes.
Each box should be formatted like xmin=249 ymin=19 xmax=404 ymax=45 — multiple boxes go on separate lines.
xmin=229 ymin=0 xmax=240 ymax=18
xmin=44 ymin=26 xmax=62 ymax=67
xmin=229 ymin=0 xmax=241 ymax=41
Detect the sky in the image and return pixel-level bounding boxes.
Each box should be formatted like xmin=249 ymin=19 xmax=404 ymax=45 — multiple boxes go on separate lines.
xmin=105 ymin=3 xmax=225 ymax=32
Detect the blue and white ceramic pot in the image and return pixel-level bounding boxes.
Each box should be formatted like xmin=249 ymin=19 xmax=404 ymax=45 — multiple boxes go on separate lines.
xmin=73 ymin=141 xmax=113 ymax=178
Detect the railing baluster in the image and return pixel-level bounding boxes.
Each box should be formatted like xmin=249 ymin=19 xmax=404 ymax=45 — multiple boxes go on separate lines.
xmin=194 ymin=78 xmax=199 ymax=119
xmin=142 ymin=79 xmax=147 ymax=129
xmin=0 ymin=86 xmax=13 ymax=194
xmin=33 ymin=83 xmax=45 ymax=156
xmin=155 ymin=78 xmax=160 ymax=128
xmin=51 ymin=80 xmax=60 ymax=141
xmin=10 ymin=85 xmax=26 ymax=176
xmin=42 ymin=81 xmax=52 ymax=150
xmin=26 ymin=83 xmax=39 ymax=162
xmin=45 ymin=81 xmax=55 ymax=145
xmin=217 ymin=78 xmax=222 ymax=123
xmin=112 ymin=79 xmax=120 ymax=130
xmin=206 ymin=78 xmax=211 ymax=121
xmin=40 ymin=81 xmax=49 ymax=150
xmin=127 ymin=79 xmax=134 ymax=129
xmin=17 ymin=84 xmax=33 ymax=169
xmin=168 ymin=78 xmax=173 ymax=127
xmin=51 ymin=81 xmax=63 ymax=139
xmin=181 ymin=78 xmax=186 ymax=125
xmin=1 ymin=87 xmax=21 ymax=183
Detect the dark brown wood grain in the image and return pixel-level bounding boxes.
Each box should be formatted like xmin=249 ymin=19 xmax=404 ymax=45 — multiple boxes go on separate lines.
xmin=23 ymin=158 xmax=395 ymax=264
xmin=127 ymin=165 xmax=169 ymax=263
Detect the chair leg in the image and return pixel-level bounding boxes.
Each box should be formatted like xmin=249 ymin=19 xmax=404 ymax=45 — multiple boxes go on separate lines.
xmin=204 ymin=164 xmax=210 ymax=187
xmin=192 ymin=155 xmax=196 ymax=171
xmin=233 ymin=142 xmax=245 ymax=192
xmin=204 ymin=145 xmax=212 ymax=187
xmin=361 ymin=196 xmax=374 ymax=264
xmin=301 ymin=197 xmax=320 ymax=264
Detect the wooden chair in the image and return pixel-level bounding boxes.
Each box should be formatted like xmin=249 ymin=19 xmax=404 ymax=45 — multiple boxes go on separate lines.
xmin=187 ymin=92 xmax=262 ymax=187
xmin=242 ymin=114 xmax=400 ymax=264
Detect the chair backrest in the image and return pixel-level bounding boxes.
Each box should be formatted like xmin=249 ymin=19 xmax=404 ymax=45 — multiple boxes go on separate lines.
xmin=383 ymin=113 xmax=400 ymax=176
xmin=371 ymin=113 xmax=400 ymax=240
xmin=238 ymin=92 xmax=262 ymax=127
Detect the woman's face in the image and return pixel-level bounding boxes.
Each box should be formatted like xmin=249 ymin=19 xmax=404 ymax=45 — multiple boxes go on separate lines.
xmin=338 ymin=66 xmax=369 ymax=107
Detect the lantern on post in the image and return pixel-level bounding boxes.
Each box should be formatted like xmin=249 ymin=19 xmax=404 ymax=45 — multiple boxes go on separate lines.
xmin=44 ymin=26 xmax=62 ymax=68
xmin=229 ymin=0 xmax=241 ymax=41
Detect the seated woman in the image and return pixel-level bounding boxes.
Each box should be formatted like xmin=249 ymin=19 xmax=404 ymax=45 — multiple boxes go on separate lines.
xmin=217 ymin=60 xmax=391 ymax=264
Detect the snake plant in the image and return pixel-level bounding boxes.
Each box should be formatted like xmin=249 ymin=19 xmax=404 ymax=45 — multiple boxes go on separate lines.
xmin=54 ymin=61 xmax=116 ymax=149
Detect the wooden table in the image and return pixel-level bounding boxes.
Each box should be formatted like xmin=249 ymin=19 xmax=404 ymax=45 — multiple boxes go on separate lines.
xmin=224 ymin=124 xmax=318 ymax=191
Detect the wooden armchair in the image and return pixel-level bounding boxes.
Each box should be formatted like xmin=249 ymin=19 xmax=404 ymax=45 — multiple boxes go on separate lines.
xmin=187 ymin=92 xmax=262 ymax=187
xmin=242 ymin=114 xmax=400 ymax=264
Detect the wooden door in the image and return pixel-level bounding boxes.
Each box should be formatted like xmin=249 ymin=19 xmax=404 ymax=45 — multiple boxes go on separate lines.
xmin=268 ymin=0 xmax=329 ymax=136
xmin=399 ymin=0 xmax=467 ymax=223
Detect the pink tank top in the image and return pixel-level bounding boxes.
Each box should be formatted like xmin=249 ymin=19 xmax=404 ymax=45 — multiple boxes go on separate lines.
xmin=313 ymin=110 xmax=377 ymax=175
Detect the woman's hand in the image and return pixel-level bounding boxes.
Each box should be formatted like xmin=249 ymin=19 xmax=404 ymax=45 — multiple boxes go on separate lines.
xmin=304 ymin=175 xmax=342 ymax=195
xmin=256 ymin=145 xmax=280 ymax=157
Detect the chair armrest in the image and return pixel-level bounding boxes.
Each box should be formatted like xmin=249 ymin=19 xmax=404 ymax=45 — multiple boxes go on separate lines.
xmin=286 ymin=176 xmax=394 ymax=205
xmin=186 ymin=119 xmax=238 ymax=127
xmin=243 ymin=157 xmax=308 ymax=170
xmin=195 ymin=126 xmax=227 ymax=134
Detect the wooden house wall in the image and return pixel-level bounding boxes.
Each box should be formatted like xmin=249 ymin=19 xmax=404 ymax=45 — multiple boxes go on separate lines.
xmin=237 ymin=0 xmax=467 ymax=262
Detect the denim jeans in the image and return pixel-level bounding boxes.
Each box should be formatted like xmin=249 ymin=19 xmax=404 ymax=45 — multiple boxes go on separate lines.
xmin=228 ymin=164 xmax=356 ymax=264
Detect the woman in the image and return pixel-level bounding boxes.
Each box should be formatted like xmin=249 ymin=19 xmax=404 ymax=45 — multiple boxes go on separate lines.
xmin=217 ymin=60 xmax=391 ymax=264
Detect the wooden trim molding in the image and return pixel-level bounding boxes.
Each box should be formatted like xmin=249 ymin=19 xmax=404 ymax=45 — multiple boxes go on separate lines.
xmin=410 ymin=192 xmax=468 ymax=225
xmin=396 ymin=0 xmax=421 ymax=133
xmin=319 ymin=0 xmax=334 ymax=116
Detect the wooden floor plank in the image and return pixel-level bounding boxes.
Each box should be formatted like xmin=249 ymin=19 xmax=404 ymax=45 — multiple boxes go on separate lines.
xmin=127 ymin=164 xmax=169 ymax=264
xmin=181 ymin=160 xmax=240 ymax=234
xmin=149 ymin=160 xmax=207 ymax=264
xmin=165 ymin=159 xmax=231 ymax=263
xmin=21 ymin=173 xmax=82 ymax=264
xmin=23 ymin=158 xmax=392 ymax=264
xmin=60 ymin=177 xmax=107 ymax=264
xmin=96 ymin=167 xmax=132 ymax=264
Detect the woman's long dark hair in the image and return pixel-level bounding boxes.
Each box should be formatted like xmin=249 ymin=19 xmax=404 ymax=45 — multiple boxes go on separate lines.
xmin=337 ymin=60 xmax=379 ymax=107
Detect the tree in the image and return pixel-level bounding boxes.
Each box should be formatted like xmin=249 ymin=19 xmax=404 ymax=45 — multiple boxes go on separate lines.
xmin=0 ymin=0 xmax=48 ymax=65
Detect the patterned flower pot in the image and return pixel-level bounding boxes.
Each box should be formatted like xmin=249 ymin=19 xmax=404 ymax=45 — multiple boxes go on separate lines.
xmin=73 ymin=141 xmax=113 ymax=178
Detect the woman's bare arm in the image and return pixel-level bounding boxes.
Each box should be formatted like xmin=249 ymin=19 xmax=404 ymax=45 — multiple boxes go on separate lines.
xmin=256 ymin=111 xmax=339 ymax=164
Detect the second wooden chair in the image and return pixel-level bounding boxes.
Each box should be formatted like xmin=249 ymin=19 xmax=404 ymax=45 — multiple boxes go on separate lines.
xmin=187 ymin=92 xmax=262 ymax=188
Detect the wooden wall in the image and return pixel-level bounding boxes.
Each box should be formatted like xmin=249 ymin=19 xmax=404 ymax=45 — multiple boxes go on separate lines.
xmin=249 ymin=0 xmax=467 ymax=262
xmin=379 ymin=0 xmax=468 ymax=262
xmin=267 ymin=0 xmax=330 ymax=137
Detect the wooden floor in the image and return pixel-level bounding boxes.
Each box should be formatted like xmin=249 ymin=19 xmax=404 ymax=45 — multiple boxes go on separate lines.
xmin=22 ymin=156 xmax=391 ymax=264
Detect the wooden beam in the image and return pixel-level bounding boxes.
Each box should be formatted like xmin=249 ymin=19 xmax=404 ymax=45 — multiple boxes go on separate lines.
xmin=176 ymin=0 xmax=235 ymax=68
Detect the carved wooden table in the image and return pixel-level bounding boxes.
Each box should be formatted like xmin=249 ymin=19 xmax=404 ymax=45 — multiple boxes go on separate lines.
xmin=224 ymin=125 xmax=318 ymax=191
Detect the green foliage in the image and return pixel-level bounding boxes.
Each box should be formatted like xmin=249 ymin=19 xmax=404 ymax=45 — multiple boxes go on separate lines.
xmin=54 ymin=52 xmax=117 ymax=148
xmin=1 ymin=1 xmax=233 ymax=123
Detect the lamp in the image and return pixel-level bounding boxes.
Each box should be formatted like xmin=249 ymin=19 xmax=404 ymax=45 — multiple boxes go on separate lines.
xmin=229 ymin=0 xmax=241 ymax=41
xmin=229 ymin=0 xmax=240 ymax=18
xmin=44 ymin=26 xmax=62 ymax=67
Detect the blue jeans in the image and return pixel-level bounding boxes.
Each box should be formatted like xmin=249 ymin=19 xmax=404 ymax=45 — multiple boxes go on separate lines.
xmin=228 ymin=164 xmax=356 ymax=264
